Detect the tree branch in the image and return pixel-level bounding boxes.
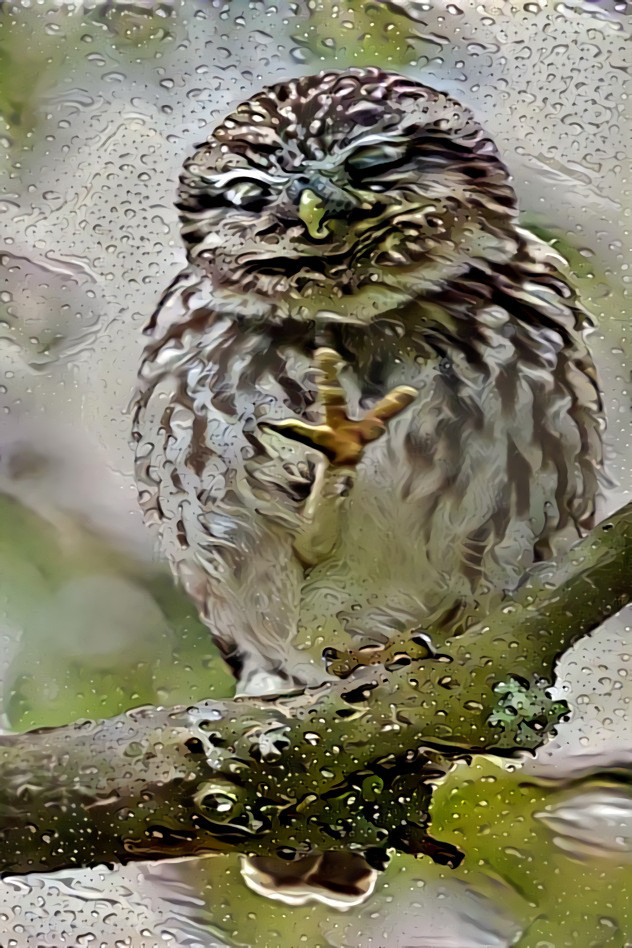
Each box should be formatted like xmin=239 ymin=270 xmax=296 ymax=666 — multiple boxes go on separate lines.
xmin=1 ymin=502 xmax=631 ymax=877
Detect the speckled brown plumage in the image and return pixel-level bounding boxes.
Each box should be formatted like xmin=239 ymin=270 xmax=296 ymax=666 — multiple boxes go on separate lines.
xmin=133 ymin=67 xmax=602 ymax=903
xmin=135 ymin=68 xmax=601 ymax=693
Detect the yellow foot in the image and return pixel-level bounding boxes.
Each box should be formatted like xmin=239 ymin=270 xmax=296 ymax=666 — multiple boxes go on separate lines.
xmin=263 ymin=348 xmax=417 ymax=466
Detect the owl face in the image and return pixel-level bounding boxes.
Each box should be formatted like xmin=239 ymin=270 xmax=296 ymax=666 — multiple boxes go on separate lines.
xmin=178 ymin=68 xmax=520 ymax=319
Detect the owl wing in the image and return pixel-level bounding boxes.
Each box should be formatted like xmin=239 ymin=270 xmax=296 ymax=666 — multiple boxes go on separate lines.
xmin=133 ymin=268 xmax=233 ymax=632
xmin=133 ymin=268 xmax=335 ymax=694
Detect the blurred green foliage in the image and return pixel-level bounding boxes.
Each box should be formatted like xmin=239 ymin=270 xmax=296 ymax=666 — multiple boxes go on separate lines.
xmin=175 ymin=759 xmax=631 ymax=947
xmin=0 ymin=2 xmax=630 ymax=945
xmin=0 ymin=493 xmax=232 ymax=731
xmin=289 ymin=0 xmax=441 ymax=68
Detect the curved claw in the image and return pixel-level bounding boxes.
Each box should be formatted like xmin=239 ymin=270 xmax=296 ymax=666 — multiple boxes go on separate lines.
xmin=370 ymin=386 xmax=418 ymax=423
xmin=261 ymin=417 xmax=365 ymax=466
xmin=262 ymin=346 xmax=417 ymax=466
xmin=263 ymin=383 xmax=418 ymax=467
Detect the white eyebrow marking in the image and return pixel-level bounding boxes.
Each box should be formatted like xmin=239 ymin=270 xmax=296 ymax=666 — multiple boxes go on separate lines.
xmin=197 ymin=136 xmax=410 ymax=189
xmin=198 ymin=169 xmax=284 ymax=188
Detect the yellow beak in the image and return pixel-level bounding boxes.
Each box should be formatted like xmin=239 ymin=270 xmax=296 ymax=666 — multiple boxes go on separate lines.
xmin=298 ymin=188 xmax=328 ymax=240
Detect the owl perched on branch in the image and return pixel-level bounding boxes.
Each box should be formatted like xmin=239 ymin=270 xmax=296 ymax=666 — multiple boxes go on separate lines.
xmin=134 ymin=68 xmax=602 ymax=904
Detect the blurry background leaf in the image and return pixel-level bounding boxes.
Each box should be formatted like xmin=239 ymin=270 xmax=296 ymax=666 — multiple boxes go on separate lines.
xmin=0 ymin=0 xmax=630 ymax=945
xmin=0 ymin=491 xmax=232 ymax=731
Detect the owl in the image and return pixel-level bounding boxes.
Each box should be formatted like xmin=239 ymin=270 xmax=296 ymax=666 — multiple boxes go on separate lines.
xmin=133 ymin=68 xmax=602 ymax=903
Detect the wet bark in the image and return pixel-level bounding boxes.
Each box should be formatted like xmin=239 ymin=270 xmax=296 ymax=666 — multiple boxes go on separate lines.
xmin=1 ymin=503 xmax=630 ymax=876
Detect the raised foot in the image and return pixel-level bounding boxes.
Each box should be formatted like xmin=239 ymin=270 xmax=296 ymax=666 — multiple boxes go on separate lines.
xmin=263 ymin=347 xmax=417 ymax=466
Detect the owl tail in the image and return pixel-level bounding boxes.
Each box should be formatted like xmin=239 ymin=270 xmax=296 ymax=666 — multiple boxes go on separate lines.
xmin=240 ymin=853 xmax=378 ymax=908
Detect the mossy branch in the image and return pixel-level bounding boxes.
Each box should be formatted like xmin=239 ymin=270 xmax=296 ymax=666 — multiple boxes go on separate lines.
xmin=1 ymin=503 xmax=630 ymax=876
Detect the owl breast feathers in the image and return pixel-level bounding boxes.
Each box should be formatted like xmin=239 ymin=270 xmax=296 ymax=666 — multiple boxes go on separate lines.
xmin=134 ymin=67 xmax=602 ymax=698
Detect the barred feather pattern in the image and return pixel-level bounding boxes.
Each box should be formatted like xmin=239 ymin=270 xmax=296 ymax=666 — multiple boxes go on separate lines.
xmin=134 ymin=69 xmax=602 ymax=699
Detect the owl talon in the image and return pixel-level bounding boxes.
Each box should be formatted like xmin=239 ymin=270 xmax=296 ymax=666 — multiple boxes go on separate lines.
xmin=263 ymin=346 xmax=416 ymax=465
xmin=263 ymin=384 xmax=417 ymax=466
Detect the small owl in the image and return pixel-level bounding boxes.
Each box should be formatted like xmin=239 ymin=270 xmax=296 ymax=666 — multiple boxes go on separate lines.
xmin=134 ymin=68 xmax=602 ymax=903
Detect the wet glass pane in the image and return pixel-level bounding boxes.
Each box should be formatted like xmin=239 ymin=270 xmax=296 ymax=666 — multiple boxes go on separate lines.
xmin=0 ymin=1 xmax=630 ymax=945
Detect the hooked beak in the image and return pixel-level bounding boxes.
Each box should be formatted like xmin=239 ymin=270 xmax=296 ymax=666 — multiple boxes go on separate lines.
xmin=298 ymin=188 xmax=329 ymax=240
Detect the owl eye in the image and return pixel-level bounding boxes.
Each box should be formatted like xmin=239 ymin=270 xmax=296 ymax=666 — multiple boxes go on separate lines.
xmin=224 ymin=179 xmax=271 ymax=210
xmin=346 ymin=143 xmax=407 ymax=175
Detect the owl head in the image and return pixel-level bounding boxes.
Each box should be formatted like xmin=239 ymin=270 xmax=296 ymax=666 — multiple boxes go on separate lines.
xmin=178 ymin=68 xmax=520 ymax=320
